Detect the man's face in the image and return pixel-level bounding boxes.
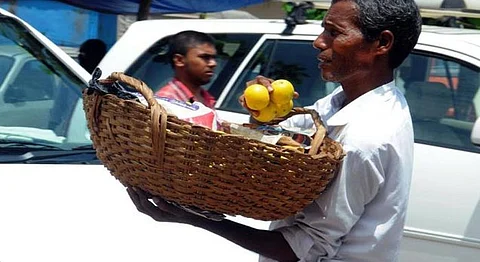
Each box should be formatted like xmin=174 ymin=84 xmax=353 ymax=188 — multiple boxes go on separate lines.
xmin=313 ymin=1 xmax=377 ymax=84
xmin=182 ymin=43 xmax=217 ymax=85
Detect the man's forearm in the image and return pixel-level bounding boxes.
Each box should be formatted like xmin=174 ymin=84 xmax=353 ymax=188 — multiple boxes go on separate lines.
xmin=193 ymin=217 xmax=298 ymax=262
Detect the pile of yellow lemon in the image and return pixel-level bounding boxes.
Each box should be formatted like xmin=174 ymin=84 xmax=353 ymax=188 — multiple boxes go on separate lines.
xmin=244 ymin=79 xmax=295 ymax=122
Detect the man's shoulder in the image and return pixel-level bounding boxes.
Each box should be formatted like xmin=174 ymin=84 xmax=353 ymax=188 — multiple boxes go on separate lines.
xmin=157 ymin=82 xmax=174 ymax=92
xmin=155 ymin=81 xmax=178 ymax=97
xmin=341 ymin=84 xmax=413 ymax=151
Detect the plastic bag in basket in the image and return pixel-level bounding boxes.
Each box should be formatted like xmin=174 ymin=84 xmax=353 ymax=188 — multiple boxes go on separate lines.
xmin=137 ymin=95 xmax=220 ymax=131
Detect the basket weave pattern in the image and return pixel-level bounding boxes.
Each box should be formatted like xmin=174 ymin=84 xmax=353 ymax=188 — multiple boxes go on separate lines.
xmin=83 ymin=72 xmax=344 ymax=220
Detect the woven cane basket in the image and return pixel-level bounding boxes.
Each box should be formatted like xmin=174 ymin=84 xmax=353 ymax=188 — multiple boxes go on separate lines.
xmin=83 ymin=72 xmax=344 ymax=221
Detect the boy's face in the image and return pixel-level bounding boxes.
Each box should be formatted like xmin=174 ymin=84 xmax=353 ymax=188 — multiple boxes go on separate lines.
xmin=313 ymin=0 xmax=379 ymax=84
xmin=175 ymin=43 xmax=217 ymax=85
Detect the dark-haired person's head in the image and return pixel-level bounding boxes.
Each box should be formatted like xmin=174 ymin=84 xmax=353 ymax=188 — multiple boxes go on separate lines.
xmin=314 ymin=0 xmax=421 ymax=85
xmin=168 ymin=30 xmax=217 ymax=67
xmin=78 ymin=39 xmax=107 ymax=74
xmin=335 ymin=0 xmax=422 ymax=69
xmin=168 ymin=30 xmax=217 ymax=85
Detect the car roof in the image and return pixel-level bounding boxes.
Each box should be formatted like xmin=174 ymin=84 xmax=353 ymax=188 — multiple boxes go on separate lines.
xmin=126 ymin=18 xmax=480 ymax=35
xmin=119 ymin=18 xmax=480 ymax=48
xmin=421 ymin=25 xmax=480 ymax=48
xmin=126 ymin=18 xmax=323 ymax=35
xmin=99 ymin=19 xmax=480 ymax=78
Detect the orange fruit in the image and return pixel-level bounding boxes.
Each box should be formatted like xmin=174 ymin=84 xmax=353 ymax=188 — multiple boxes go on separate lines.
xmin=270 ymin=79 xmax=294 ymax=105
xmin=276 ymin=100 xmax=293 ymax=117
xmin=253 ymin=102 xmax=277 ymax=123
xmin=244 ymin=84 xmax=270 ymax=110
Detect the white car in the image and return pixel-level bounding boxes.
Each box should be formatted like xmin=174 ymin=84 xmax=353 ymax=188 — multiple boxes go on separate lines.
xmin=0 ymin=8 xmax=270 ymax=262
xmin=98 ymin=18 xmax=480 ymax=261
xmin=1 ymin=6 xmax=479 ymax=261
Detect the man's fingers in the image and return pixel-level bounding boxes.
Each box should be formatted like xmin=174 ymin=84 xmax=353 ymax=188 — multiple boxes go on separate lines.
xmin=127 ymin=189 xmax=203 ymax=224
xmin=250 ymin=109 xmax=260 ymax=117
xmin=246 ymin=79 xmax=257 ymax=87
xmin=238 ymin=94 xmax=246 ymax=107
xmin=241 ymin=75 xmax=274 ymax=114
xmin=153 ymin=197 xmax=185 ymax=216
xmin=152 ymin=196 xmax=167 ymax=206
xmin=255 ymin=75 xmax=274 ymax=88
xmin=132 ymin=186 xmax=148 ymax=197
xmin=238 ymin=93 xmax=261 ymax=117
xmin=127 ymin=186 xmax=147 ymax=214
xmin=128 ymin=187 xmax=175 ymax=222
xmin=127 ymin=187 xmax=152 ymax=212
xmin=152 ymin=197 xmax=198 ymax=223
xmin=127 ymin=187 xmax=140 ymax=206
xmin=246 ymin=75 xmax=274 ymax=89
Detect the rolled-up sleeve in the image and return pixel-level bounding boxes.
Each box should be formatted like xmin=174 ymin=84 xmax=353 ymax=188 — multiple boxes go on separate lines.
xmin=276 ymin=224 xmax=316 ymax=260
xmin=260 ymin=145 xmax=385 ymax=262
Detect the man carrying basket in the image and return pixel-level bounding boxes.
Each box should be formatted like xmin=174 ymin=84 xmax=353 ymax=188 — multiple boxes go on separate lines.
xmin=127 ymin=0 xmax=421 ymax=261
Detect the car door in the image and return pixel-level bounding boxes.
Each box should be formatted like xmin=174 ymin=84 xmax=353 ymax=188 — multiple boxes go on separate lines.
xmin=396 ymin=46 xmax=480 ymax=261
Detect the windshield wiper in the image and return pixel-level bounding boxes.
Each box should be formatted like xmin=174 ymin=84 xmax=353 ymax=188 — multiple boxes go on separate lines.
xmin=71 ymin=144 xmax=94 ymax=150
xmin=0 ymin=140 xmax=64 ymax=150
xmin=0 ymin=149 xmax=98 ymax=164
xmin=0 ymin=141 xmax=98 ymax=164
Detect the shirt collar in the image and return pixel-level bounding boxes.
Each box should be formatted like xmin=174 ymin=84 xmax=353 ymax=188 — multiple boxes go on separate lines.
xmin=326 ymin=81 xmax=397 ymax=127
xmin=171 ymin=78 xmax=195 ymax=99
xmin=171 ymin=78 xmax=216 ymax=108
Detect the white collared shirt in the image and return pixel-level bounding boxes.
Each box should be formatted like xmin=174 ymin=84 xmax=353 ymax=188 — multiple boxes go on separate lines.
xmin=259 ymin=81 xmax=414 ymax=262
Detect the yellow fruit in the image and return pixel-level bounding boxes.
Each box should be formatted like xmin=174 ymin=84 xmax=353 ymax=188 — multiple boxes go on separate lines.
xmin=253 ymin=102 xmax=277 ymax=123
xmin=270 ymin=79 xmax=294 ymax=105
xmin=244 ymin=84 xmax=270 ymax=110
xmin=276 ymin=100 xmax=294 ymax=117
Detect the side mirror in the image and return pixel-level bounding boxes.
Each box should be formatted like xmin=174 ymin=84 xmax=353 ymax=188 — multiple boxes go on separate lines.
xmin=472 ymin=117 xmax=480 ymax=146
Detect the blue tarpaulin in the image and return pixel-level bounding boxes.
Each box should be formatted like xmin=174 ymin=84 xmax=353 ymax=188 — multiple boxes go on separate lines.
xmin=1 ymin=0 xmax=264 ymax=48
xmin=59 ymin=0 xmax=265 ymax=14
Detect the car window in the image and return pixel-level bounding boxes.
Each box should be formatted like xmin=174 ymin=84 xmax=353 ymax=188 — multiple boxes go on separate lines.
xmin=219 ymin=39 xmax=338 ymax=113
xmin=396 ymin=52 xmax=480 ymax=153
xmin=0 ymin=55 xmax=14 ymax=83
xmin=5 ymin=59 xmax=55 ymax=102
xmin=125 ymin=33 xmax=261 ymax=98
xmin=0 ymin=15 xmax=87 ymax=149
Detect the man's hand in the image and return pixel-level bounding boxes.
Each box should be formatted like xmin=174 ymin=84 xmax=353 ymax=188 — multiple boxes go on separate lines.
xmin=238 ymin=75 xmax=299 ymax=117
xmin=126 ymin=186 xmax=298 ymax=261
xmin=126 ymin=186 xmax=199 ymax=224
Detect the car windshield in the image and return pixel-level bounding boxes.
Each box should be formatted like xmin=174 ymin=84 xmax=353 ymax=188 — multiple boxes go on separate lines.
xmin=0 ymin=15 xmax=90 ymax=151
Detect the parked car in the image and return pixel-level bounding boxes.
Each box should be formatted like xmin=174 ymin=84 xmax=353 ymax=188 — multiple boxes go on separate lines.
xmin=98 ymin=18 xmax=480 ymax=261
xmin=0 ymin=8 xmax=271 ymax=262
xmin=1 ymin=6 xmax=480 ymax=261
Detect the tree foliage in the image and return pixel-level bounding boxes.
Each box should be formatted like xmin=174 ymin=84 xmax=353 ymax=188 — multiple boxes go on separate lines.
xmin=282 ymin=2 xmax=479 ymax=30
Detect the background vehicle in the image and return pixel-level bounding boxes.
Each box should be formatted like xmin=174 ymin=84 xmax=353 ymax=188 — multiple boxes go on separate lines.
xmin=0 ymin=10 xmax=91 ymax=147
xmin=99 ymin=18 xmax=480 ymax=261
xmin=1 ymin=6 xmax=479 ymax=261
xmin=0 ymin=8 xmax=271 ymax=262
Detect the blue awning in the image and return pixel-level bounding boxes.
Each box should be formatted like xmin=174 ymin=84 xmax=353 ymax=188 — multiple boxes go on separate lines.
xmin=58 ymin=0 xmax=265 ymax=14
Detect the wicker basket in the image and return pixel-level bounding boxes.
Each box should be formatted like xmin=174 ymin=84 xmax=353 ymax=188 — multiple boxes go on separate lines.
xmin=83 ymin=72 xmax=344 ymax=221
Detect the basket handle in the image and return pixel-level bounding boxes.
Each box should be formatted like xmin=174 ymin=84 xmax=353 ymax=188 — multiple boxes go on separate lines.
xmin=268 ymin=107 xmax=327 ymax=156
xmin=106 ymin=72 xmax=167 ymax=165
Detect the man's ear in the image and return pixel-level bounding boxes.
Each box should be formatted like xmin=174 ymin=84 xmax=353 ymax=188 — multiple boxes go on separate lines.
xmin=172 ymin=54 xmax=185 ymax=67
xmin=377 ymin=30 xmax=394 ymax=55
